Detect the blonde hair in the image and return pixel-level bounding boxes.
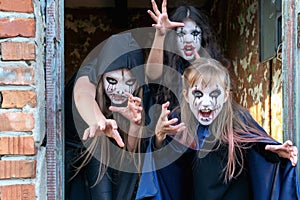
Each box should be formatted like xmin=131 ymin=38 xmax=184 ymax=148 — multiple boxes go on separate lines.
xmin=181 ymin=58 xmax=273 ymax=182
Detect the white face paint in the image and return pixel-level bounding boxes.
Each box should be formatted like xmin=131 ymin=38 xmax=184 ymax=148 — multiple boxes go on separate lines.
xmin=176 ymin=19 xmax=202 ymax=61
xmin=186 ymin=81 xmax=226 ymax=126
xmin=102 ymin=69 xmax=137 ymax=105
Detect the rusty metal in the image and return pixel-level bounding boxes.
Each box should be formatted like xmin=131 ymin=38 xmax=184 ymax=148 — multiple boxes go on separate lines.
xmin=282 ymin=0 xmax=299 ymax=175
xmin=45 ymin=0 xmax=64 ymax=199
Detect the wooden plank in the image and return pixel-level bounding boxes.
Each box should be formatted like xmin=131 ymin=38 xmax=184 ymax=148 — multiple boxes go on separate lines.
xmin=45 ymin=0 xmax=64 ymax=199
xmin=282 ymin=0 xmax=299 ymax=176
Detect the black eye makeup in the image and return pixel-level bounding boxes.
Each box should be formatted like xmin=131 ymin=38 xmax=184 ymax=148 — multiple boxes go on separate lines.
xmin=191 ymin=30 xmax=201 ymax=37
xmin=106 ymin=77 xmax=117 ymax=85
xmin=210 ymin=89 xmax=221 ymax=98
xmin=176 ymin=28 xmax=185 ymax=37
xmin=192 ymin=89 xmax=203 ymax=98
xmin=125 ymin=78 xmax=136 ymax=86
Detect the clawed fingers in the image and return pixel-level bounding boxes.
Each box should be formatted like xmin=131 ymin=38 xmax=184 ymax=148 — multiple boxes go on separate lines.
xmin=165 ymin=122 xmax=186 ymax=135
xmin=151 ymin=0 xmax=161 ymax=16
xmin=265 ymin=140 xmax=298 ymax=166
xmin=161 ymin=0 xmax=167 ymax=13
xmin=82 ymin=124 xmax=101 ymax=141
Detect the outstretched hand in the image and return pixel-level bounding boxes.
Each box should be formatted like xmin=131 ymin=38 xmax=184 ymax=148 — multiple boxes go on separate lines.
xmin=109 ymin=93 xmax=143 ymax=125
xmin=82 ymin=93 xmax=143 ymax=148
xmin=155 ymin=101 xmax=186 ymax=147
xmin=265 ymin=140 xmax=298 ymax=166
xmin=147 ymin=0 xmax=184 ymax=35
xmin=82 ymin=119 xmax=125 ymax=148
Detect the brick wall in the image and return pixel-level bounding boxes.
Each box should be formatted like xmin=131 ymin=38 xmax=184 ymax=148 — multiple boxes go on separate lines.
xmin=0 ymin=0 xmax=45 ymax=199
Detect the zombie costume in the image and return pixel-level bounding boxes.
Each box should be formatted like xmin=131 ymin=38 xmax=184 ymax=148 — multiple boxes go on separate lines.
xmin=136 ymin=111 xmax=300 ymax=200
xmin=65 ymin=32 xmax=151 ymax=200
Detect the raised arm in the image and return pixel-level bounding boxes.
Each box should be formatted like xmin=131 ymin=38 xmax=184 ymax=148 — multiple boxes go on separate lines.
xmin=74 ymin=76 xmax=125 ymax=147
xmin=74 ymin=76 xmax=105 ymax=126
xmin=146 ymin=0 xmax=184 ymax=80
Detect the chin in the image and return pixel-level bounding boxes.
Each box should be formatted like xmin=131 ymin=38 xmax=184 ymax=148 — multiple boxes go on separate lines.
xmin=111 ymin=101 xmax=127 ymax=107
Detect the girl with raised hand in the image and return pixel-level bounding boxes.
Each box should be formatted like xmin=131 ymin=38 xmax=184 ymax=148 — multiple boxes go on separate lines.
xmin=146 ymin=0 xmax=228 ymax=112
xmin=136 ymin=58 xmax=299 ymax=200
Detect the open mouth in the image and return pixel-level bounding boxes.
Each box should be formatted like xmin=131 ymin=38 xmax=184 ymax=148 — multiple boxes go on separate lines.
xmin=198 ymin=109 xmax=213 ymax=121
xmin=183 ymin=45 xmax=195 ymax=57
xmin=110 ymin=94 xmax=127 ymax=103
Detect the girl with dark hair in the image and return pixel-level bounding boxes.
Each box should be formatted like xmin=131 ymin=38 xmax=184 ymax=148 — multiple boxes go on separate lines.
xmin=145 ymin=0 xmax=229 ymax=113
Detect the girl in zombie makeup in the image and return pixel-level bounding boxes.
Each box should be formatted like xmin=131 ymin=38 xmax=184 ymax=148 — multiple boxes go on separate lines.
xmin=65 ymin=32 xmax=152 ymax=200
xmin=136 ymin=58 xmax=299 ymax=200
xmin=145 ymin=0 xmax=230 ymax=113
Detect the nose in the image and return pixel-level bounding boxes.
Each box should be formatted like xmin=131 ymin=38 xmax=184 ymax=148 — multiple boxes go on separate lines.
xmin=184 ymin=34 xmax=193 ymax=43
xmin=200 ymin=96 xmax=211 ymax=107
xmin=116 ymin=84 xmax=128 ymax=95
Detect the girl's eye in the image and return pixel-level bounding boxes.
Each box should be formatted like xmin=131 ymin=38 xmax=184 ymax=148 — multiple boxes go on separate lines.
xmin=106 ymin=77 xmax=117 ymax=85
xmin=191 ymin=30 xmax=201 ymax=37
xmin=210 ymin=89 xmax=221 ymax=98
xmin=176 ymin=28 xmax=185 ymax=37
xmin=192 ymin=90 xmax=203 ymax=98
xmin=176 ymin=32 xmax=185 ymax=37
xmin=126 ymin=79 xmax=136 ymax=86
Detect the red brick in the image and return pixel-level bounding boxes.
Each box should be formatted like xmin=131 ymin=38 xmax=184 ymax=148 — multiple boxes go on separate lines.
xmin=0 ymin=184 xmax=35 ymax=200
xmin=0 ymin=160 xmax=36 ymax=179
xmin=0 ymin=136 xmax=35 ymax=155
xmin=0 ymin=112 xmax=34 ymax=132
xmin=0 ymin=0 xmax=33 ymax=13
xmin=0 ymin=18 xmax=35 ymax=38
xmin=1 ymin=90 xmax=37 ymax=108
xmin=1 ymin=42 xmax=35 ymax=61
xmin=0 ymin=66 xmax=34 ymax=85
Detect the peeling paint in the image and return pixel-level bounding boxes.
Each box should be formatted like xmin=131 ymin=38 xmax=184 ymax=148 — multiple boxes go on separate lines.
xmin=246 ymin=73 xmax=252 ymax=83
xmin=252 ymin=26 xmax=256 ymax=37
xmin=246 ymin=2 xmax=258 ymax=24
xmin=240 ymin=52 xmax=252 ymax=71
xmin=245 ymin=28 xmax=250 ymax=38
xmin=263 ymin=68 xmax=268 ymax=81
xmin=238 ymin=15 xmax=245 ymax=35
xmin=65 ymin=14 xmax=111 ymax=33
xmin=272 ymin=69 xmax=282 ymax=94
xmin=240 ymin=57 xmax=248 ymax=70
xmin=232 ymin=59 xmax=238 ymax=76
xmin=248 ymin=82 xmax=263 ymax=104
xmin=242 ymin=87 xmax=248 ymax=107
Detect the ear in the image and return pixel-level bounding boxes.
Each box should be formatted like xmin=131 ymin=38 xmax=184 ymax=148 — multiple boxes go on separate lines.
xmin=183 ymin=89 xmax=189 ymax=103
xmin=224 ymin=89 xmax=230 ymax=102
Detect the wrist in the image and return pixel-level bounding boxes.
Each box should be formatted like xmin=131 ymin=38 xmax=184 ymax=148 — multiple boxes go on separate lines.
xmin=155 ymin=29 xmax=166 ymax=38
xmin=155 ymin=131 xmax=166 ymax=148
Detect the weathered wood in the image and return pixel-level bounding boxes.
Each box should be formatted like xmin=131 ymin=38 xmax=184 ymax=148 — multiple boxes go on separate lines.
xmin=45 ymin=0 xmax=64 ymax=199
xmin=282 ymin=0 xmax=299 ymax=176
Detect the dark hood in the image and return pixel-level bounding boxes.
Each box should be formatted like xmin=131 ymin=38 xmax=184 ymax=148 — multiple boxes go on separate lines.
xmin=79 ymin=32 xmax=145 ymax=85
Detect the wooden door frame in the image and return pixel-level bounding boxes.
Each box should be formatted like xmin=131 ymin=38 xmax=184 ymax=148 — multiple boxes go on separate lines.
xmin=282 ymin=0 xmax=299 ymax=175
xmin=44 ymin=0 xmax=299 ymax=199
xmin=45 ymin=0 xmax=64 ymax=199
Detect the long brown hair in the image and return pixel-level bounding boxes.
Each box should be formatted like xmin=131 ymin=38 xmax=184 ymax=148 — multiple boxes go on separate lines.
xmin=75 ymin=68 xmax=144 ymax=186
xmin=181 ymin=58 xmax=274 ymax=182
